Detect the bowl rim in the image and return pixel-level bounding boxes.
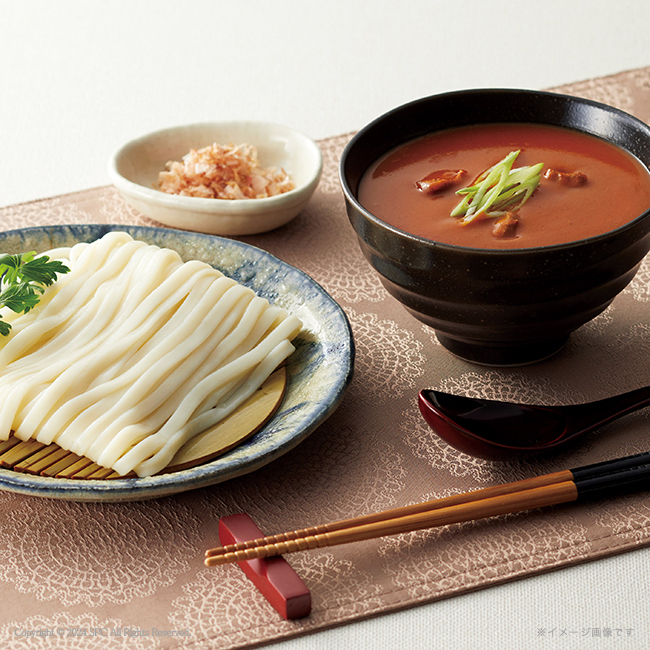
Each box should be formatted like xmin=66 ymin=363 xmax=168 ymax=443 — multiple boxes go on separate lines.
xmin=339 ymin=87 xmax=650 ymax=256
xmin=108 ymin=119 xmax=323 ymax=214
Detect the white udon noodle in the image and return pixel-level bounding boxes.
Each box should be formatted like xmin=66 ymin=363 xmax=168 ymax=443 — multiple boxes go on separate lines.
xmin=0 ymin=231 xmax=303 ymax=477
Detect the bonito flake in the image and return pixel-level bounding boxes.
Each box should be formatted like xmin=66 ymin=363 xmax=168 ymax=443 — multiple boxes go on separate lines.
xmin=157 ymin=143 xmax=295 ymax=200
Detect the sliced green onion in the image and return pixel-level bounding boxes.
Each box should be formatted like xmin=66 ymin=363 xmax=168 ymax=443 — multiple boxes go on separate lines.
xmin=451 ymin=151 xmax=542 ymax=225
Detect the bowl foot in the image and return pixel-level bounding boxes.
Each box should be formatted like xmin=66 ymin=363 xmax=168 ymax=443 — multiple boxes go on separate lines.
xmin=435 ymin=333 xmax=569 ymax=366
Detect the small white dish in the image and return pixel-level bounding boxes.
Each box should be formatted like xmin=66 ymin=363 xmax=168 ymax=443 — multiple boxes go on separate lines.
xmin=109 ymin=121 xmax=323 ymax=236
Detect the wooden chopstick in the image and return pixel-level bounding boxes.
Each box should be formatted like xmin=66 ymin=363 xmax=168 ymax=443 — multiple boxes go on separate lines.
xmin=205 ymin=469 xmax=572 ymax=563
xmin=205 ymin=480 xmax=578 ymax=566
xmin=205 ymin=450 xmax=650 ymax=567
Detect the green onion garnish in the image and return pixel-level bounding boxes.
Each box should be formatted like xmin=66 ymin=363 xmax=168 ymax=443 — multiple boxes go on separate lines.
xmin=451 ymin=150 xmax=543 ymax=225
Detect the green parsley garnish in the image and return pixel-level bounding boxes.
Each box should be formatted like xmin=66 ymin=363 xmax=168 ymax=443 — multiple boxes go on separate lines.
xmin=0 ymin=252 xmax=71 ymax=336
xmin=451 ymin=150 xmax=543 ymax=225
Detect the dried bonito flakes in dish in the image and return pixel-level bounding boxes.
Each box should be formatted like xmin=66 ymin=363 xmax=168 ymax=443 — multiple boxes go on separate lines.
xmin=157 ymin=143 xmax=295 ymax=200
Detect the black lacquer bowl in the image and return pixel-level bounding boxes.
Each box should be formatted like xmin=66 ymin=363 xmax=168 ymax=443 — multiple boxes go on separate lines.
xmin=340 ymin=89 xmax=650 ymax=366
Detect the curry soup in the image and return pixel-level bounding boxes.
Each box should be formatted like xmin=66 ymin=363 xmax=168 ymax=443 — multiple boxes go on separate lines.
xmin=357 ymin=123 xmax=650 ymax=249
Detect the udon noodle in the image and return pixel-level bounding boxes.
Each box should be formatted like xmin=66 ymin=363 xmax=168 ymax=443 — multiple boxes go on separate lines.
xmin=0 ymin=231 xmax=302 ymax=477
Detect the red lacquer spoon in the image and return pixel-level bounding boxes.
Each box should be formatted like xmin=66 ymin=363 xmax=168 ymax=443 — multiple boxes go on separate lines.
xmin=418 ymin=386 xmax=650 ymax=460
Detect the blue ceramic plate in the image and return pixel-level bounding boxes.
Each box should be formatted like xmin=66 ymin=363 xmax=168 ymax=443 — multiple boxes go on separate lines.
xmin=0 ymin=225 xmax=354 ymax=501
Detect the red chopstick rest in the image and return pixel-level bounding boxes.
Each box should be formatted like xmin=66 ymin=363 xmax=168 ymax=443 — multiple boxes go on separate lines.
xmin=217 ymin=513 xmax=311 ymax=620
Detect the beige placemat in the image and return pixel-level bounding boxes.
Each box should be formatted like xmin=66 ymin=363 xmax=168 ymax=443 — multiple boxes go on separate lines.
xmin=1 ymin=67 xmax=650 ymax=649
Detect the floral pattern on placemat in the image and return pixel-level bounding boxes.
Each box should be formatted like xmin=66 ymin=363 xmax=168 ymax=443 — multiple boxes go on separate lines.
xmin=0 ymin=492 xmax=202 ymax=607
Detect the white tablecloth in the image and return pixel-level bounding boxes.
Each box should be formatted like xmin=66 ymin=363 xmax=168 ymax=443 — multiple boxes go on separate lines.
xmin=2 ymin=1 xmax=649 ymax=648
